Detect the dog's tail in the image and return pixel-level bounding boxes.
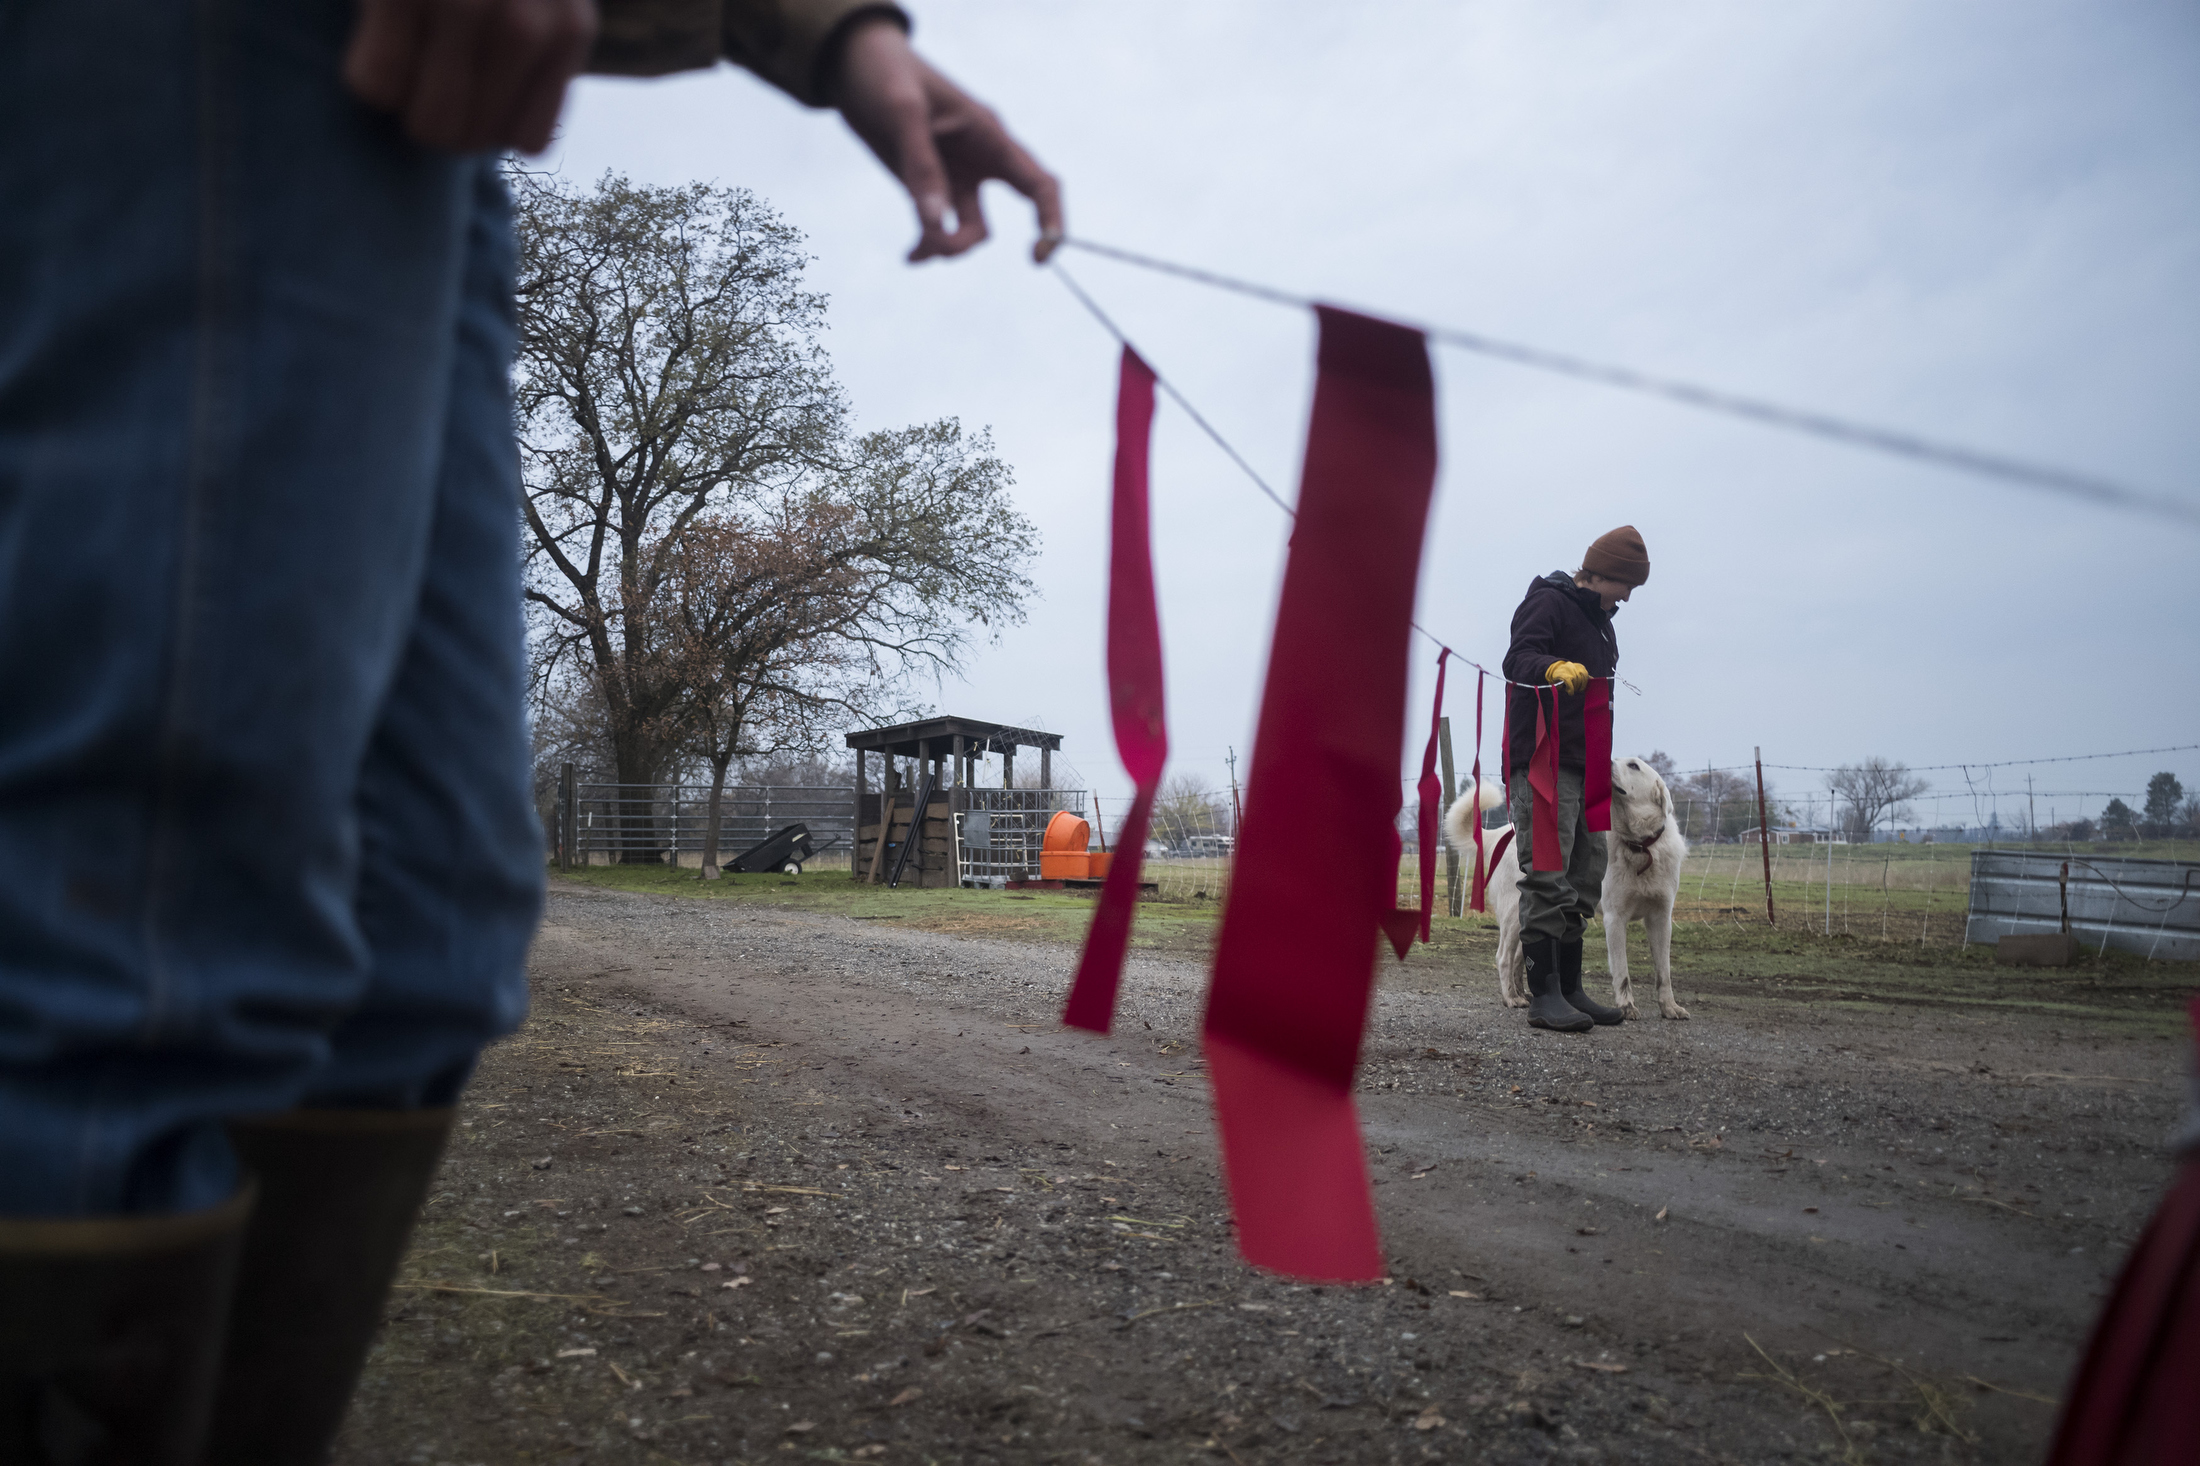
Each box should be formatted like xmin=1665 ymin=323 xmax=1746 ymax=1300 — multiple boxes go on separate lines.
xmin=1443 ymin=778 xmax=1507 ymax=854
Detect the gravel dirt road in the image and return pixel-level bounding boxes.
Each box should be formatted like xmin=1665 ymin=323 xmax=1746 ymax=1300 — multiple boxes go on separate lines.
xmin=334 ymin=880 xmax=2190 ymax=1466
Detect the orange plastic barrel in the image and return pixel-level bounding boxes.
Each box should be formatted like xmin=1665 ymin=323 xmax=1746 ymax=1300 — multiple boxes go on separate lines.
xmin=1039 ymin=811 xmax=1091 ymax=879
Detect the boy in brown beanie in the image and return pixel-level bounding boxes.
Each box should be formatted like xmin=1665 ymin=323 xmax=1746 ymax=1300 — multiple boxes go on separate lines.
xmin=1500 ymin=526 xmax=1650 ymax=1031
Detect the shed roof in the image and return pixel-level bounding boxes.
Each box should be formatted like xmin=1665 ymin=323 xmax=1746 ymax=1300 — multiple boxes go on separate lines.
xmin=844 ymin=716 xmax=1061 ymax=758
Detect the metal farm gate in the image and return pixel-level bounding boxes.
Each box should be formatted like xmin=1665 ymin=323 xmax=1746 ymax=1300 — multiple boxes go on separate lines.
xmin=1964 ymin=850 xmax=2200 ymax=961
xmin=555 ymin=778 xmax=857 ymax=868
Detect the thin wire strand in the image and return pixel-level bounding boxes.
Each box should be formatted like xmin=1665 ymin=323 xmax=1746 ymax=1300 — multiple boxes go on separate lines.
xmin=1060 ymin=236 xmax=2199 ymax=530
xmin=1755 ymin=743 xmax=2200 ymax=775
xmin=1053 ymin=262 xmax=1516 ymax=684
xmin=1052 ymin=264 xmax=1298 ymax=520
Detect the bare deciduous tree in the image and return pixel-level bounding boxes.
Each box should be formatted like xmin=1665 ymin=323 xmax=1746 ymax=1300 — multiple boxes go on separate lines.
xmin=512 ymin=172 xmax=1036 ymax=860
xmin=656 ymin=432 xmax=1035 ymax=876
xmin=1676 ymin=768 xmax=1758 ymax=842
xmin=1152 ymin=774 xmax=1226 ymax=851
xmin=1827 ymin=757 xmax=1929 ymax=841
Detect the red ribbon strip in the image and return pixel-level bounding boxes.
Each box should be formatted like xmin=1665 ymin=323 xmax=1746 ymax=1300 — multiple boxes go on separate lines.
xmin=1527 ymin=686 xmax=1562 ymax=871
xmin=1062 ymin=348 xmax=1166 ymax=1034
xmin=1486 ymin=827 xmax=1514 ymax=881
xmin=1469 ymin=669 xmax=1487 ymax=912
xmin=1584 ymin=677 xmax=1613 ymax=833
xmin=1204 ymin=307 xmax=1437 ymax=1283
xmin=1414 ymin=649 xmax=1450 ymax=943
xmin=2045 ymin=994 xmax=2200 ymax=1463
xmin=1377 ymin=826 xmax=1417 ymax=962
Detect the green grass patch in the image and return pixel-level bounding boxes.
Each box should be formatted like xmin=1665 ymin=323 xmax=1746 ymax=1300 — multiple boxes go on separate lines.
xmin=553 ymin=859 xmax=2193 ymax=1036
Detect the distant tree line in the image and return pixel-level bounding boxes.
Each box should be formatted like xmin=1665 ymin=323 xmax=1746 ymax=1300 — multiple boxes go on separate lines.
xmin=2059 ymin=773 xmax=2197 ymax=842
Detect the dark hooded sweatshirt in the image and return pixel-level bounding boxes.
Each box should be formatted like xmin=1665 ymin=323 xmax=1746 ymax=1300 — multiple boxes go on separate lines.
xmin=1501 ymin=572 xmax=1618 ymax=775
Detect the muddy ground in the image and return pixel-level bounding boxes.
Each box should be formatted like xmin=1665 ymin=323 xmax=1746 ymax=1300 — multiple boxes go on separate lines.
xmin=333 ymin=878 xmax=2193 ymax=1466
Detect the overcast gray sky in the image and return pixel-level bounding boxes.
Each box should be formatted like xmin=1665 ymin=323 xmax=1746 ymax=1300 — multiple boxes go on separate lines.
xmin=544 ymin=0 xmax=2200 ymax=831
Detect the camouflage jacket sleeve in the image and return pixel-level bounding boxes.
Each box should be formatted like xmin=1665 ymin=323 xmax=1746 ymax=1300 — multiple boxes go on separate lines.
xmin=589 ymin=0 xmax=910 ymax=107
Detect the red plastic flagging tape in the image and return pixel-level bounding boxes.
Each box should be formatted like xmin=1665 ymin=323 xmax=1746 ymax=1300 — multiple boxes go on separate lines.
xmin=1527 ymin=689 xmax=1562 ymax=870
xmin=1062 ymin=348 xmax=1166 ymax=1035
xmin=1412 ymin=650 xmax=1450 ymax=944
xmin=1203 ymin=307 xmax=1437 ymax=1282
xmin=1584 ymin=678 xmax=1613 ymax=833
xmin=2044 ymin=994 xmax=2200 ymax=1463
xmin=1469 ymin=669 xmax=1489 ymax=912
xmin=1521 ymin=676 xmax=1615 ymax=868
xmin=1377 ymin=827 xmax=1417 ymax=963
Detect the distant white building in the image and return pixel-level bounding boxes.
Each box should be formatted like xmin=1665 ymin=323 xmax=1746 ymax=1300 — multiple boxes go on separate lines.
xmin=1739 ymin=825 xmax=1846 ymax=845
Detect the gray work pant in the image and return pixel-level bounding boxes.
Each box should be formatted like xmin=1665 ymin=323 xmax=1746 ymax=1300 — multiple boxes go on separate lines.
xmin=1508 ymin=768 xmax=1607 ymax=944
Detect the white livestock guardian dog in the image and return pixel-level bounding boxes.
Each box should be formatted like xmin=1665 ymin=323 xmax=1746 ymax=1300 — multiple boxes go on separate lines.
xmin=1442 ymin=757 xmax=1692 ymax=1020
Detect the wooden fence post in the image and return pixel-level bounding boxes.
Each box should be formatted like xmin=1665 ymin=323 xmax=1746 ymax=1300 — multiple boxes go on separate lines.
xmin=1755 ymin=746 xmax=1774 ymax=925
xmin=866 ymin=762 xmax=899 ymax=884
xmin=558 ymin=762 xmax=576 ymax=872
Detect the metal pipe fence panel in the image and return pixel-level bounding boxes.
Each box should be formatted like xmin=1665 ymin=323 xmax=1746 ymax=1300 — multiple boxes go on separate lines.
xmin=568 ymin=784 xmax=858 ymax=865
xmin=957 ymin=788 xmax=1086 ymax=886
xmin=1964 ymin=850 xmax=2200 ymax=960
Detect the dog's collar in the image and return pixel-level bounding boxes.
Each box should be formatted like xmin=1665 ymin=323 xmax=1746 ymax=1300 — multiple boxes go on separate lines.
xmin=1620 ymin=823 xmax=1664 ymax=873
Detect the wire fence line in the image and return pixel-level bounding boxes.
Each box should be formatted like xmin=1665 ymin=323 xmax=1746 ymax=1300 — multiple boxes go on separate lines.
xmin=1058 ymin=236 xmax=2200 ymax=527
xmin=1002 ymin=833 xmax=2195 ymax=954
xmin=1110 ymin=835 xmax=2200 ymax=953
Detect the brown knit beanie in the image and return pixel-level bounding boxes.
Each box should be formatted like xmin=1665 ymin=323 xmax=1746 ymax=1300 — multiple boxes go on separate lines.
xmin=1581 ymin=525 xmax=1650 ymax=586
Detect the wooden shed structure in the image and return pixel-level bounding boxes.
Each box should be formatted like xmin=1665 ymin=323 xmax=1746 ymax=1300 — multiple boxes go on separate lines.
xmin=845 ymin=717 xmax=1081 ymax=888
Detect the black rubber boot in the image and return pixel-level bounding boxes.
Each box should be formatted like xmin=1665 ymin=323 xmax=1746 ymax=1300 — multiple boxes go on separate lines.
xmin=0 ymin=1185 xmax=253 ymax=1466
xmin=1524 ymin=936 xmax=1593 ymax=1032
xmin=199 ymin=1109 xmax=454 ymax=1466
xmin=1559 ymin=940 xmax=1625 ymax=1026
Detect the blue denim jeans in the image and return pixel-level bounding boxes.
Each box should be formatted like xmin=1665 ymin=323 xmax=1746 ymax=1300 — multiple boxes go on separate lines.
xmin=0 ymin=0 xmax=544 ymax=1216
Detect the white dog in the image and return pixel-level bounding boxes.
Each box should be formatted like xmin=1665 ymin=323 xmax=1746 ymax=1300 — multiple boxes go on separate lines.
xmin=1442 ymin=757 xmax=1691 ymax=1020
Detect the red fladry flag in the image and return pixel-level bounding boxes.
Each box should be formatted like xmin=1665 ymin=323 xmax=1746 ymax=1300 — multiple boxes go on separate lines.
xmin=1527 ymin=687 xmax=1562 ymax=871
xmin=1524 ymin=676 xmax=1613 ymax=863
xmin=1469 ymin=668 xmax=1488 ymax=912
xmin=1584 ymin=677 xmax=1613 ymax=833
xmin=2046 ymin=995 xmax=2200 ymax=1463
xmin=1415 ymin=649 xmax=1450 ymax=943
xmin=1062 ymin=348 xmax=1166 ymax=1034
xmin=1377 ymin=825 xmax=1417 ymax=962
xmin=1203 ymin=307 xmax=1437 ymax=1283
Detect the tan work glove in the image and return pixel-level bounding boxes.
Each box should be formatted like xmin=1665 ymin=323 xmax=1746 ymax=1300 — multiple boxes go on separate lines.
xmin=1545 ymin=660 xmax=1590 ymax=695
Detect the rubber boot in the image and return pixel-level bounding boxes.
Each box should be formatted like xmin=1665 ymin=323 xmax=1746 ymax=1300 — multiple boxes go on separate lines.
xmin=199 ymin=1109 xmax=454 ymax=1466
xmin=1524 ymin=936 xmax=1593 ymax=1032
xmin=1559 ymin=939 xmax=1625 ymax=1026
xmin=0 ymin=1186 xmax=253 ymax=1466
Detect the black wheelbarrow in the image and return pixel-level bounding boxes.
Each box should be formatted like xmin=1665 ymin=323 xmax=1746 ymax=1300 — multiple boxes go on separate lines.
xmin=729 ymin=822 xmax=817 ymax=874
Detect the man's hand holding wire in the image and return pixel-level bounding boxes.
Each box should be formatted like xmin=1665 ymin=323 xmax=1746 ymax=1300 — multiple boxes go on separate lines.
xmin=830 ymin=15 xmax=1063 ymax=263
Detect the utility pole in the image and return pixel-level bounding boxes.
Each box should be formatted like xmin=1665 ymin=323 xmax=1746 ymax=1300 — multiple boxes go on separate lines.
xmin=2027 ymin=774 xmax=2037 ymax=844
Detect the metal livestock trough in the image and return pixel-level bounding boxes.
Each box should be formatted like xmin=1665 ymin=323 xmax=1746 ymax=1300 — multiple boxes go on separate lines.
xmin=1963 ymin=851 xmax=2200 ymax=961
